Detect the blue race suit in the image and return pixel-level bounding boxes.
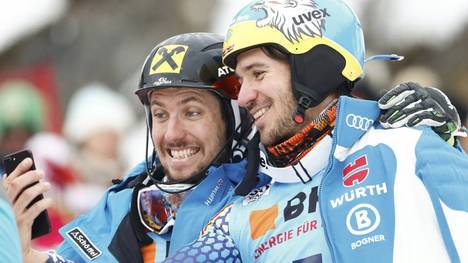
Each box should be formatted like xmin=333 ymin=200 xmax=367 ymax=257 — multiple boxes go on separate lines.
xmin=47 ymin=160 xmax=259 ymax=263
xmin=0 ymin=184 xmax=22 ymax=263
xmin=165 ymin=96 xmax=468 ymax=263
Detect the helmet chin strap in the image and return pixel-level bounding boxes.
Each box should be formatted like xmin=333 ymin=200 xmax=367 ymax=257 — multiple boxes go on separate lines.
xmin=293 ymin=95 xmax=314 ymax=124
xmin=234 ymin=131 xmax=260 ymax=196
xmin=291 ymin=80 xmax=325 ymax=124
xmin=144 ymin=105 xmax=157 ymax=179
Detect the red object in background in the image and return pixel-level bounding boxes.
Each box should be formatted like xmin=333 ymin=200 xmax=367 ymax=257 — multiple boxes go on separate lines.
xmin=0 ymin=62 xmax=63 ymax=133
xmin=1 ymin=63 xmax=67 ymax=250
xmin=45 ymin=159 xmax=79 ymax=188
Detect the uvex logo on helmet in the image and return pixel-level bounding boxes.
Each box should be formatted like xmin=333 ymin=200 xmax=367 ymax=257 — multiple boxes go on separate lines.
xmin=252 ymin=0 xmax=330 ymax=43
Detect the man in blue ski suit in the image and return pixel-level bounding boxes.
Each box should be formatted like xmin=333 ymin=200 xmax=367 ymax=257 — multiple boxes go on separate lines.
xmin=164 ymin=0 xmax=468 ymax=262
xmin=3 ymin=30 xmax=464 ymax=263
xmin=47 ymin=33 xmax=260 ymax=263
xmin=4 ymin=32 xmax=260 ymax=263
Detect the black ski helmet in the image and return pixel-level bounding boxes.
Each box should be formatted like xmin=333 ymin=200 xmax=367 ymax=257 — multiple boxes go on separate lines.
xmin=136 ymin=32 xmax=241 ymax=135
xmin=135 ymin=32 xmax=250 ymax=193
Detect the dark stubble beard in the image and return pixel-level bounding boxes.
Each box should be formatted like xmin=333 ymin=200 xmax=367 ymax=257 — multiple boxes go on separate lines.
xmin=164 ymin=164 xmax=204 ymax=183
xmin=261 ymin=92 xmax=304 ymax=146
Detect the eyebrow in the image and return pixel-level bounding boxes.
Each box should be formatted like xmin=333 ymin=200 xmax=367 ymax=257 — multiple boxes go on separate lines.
xmin=239 ymin=62 xmax=268 ymax=73
xmin=180 ymin=95 xmax=203 ymax=105
xmin=150 ymin=100 xmax=162 ymax=107
xmin=150 ymin=95 xmax=203 ymax=107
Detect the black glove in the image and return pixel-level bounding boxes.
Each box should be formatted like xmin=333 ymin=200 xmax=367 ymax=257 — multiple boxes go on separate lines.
xmin=378 ymin=82 xmax=467 ymax=144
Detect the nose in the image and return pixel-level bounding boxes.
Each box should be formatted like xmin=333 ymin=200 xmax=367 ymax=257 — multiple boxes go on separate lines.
xmin=237 ymin=80 xmax=257 ymax=108
xmin=164 ymin=115 xmax=186 ymax=142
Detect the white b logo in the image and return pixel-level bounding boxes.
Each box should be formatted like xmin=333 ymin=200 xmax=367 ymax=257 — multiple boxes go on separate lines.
xmin=346 ymin=203 xmax=380 ymax=235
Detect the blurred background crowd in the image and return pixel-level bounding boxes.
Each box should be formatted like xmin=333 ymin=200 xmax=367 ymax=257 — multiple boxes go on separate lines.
xmin=0 ymin=0 xmax=467 ymax=250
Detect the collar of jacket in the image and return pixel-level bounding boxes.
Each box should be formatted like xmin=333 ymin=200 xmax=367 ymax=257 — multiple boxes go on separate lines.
xmin=108 ymin=182 xmax=154 ymax=263
xmin=258 ymin=96 xmax=380 ymax=184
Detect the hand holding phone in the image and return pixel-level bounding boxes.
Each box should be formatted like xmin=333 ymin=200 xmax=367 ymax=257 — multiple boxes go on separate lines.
xmin=3 ymin=149 xmax=51 ymax=239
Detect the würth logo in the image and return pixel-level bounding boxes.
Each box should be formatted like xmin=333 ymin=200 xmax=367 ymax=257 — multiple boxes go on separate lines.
xmin=343 ymin=155 xmax=369 ymax=187
xmin=66 ymin=227 xmax=101 ymax=260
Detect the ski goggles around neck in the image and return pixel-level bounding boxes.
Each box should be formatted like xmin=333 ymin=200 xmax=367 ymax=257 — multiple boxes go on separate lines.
xmin=137 ymin=184 xmax=175 ymax=235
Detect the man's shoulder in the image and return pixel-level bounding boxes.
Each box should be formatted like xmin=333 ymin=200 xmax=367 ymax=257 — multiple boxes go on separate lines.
xmin=121 ymin=160 xmax=148 ymax=182
xmin=57 ymin=185 xmax=134 ymax=262
xmin=0 ymin=184 xmax=7 ymax=201
xmin=196 ymin=202 xmax=236 ymax=243
xmin=55 ymin=161 xmax=149 ymax=260
xmin=415 ymin=125 xmax=468 ymax=159
xmin=209 ymin=160 xmax=247 ymax=172
xmin=58 ymin=182 xmax=134 ymax=246
xmin=334 ymin=96 xmax=381 ymax=147
xmin=208 ymin=161 xmax=247 ymax=184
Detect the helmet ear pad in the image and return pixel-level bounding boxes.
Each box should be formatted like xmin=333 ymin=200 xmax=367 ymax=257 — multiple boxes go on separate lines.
xmin=290 ymin=44 xmax=348 ymax=108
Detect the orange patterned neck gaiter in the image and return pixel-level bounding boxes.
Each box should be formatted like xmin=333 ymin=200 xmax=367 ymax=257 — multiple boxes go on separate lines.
xmin=267 ymin=103 xmax=337 ymax=167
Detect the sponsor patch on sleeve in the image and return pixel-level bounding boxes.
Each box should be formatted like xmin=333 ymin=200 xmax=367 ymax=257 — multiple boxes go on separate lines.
xmin=66 ymin=227 xmax=102 ymax=260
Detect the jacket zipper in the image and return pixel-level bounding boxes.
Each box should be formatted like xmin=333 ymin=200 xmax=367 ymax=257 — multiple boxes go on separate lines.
xmin=318 ymin=98 xmax=343 ymax=263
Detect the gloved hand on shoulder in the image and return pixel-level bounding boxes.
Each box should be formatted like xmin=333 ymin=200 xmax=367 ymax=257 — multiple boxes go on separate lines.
xmin=378 ymin=82 xmax=467 ymax=145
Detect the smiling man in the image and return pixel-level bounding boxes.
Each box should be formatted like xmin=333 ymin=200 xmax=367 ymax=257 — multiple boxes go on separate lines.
xmin=164 ymin=0 xmax=468 ymax=262
xmin=150 ymin=88 xmax=227 ymax=181
xmin=3 ymin=28 xmax=465 ymax=263
xmin=3 ymin=32 xmax=256 ymax=263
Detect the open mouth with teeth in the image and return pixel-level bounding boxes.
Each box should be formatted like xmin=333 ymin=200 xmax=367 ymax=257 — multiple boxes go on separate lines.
xmin=168 ymin=147 xmax=200 ymax=160
xmin=252 ymin=106 xmax=270 ymax=122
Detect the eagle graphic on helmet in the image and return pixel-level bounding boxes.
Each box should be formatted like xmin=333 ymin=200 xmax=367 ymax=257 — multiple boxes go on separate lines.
xmin=252 ymin=0 xmax=328 ymax=43
xmin=223 ymin=0 xmax=365 ymax=121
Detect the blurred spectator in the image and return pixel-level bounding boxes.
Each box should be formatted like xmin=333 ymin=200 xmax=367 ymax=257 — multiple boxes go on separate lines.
xmin=353 ymin=53 xmax=393 ymax=100
xmin=26 ymin=133 xmax=77 ymax=191
xmin=62 ymin=82 xmax=136 ymax=211
xmin=391 ymin=65 xmax=441 ymax=88
xmin=119 ymin=118 xmax=149 ymax=174
xmin=0 ymin=80 xmax=46 ymax=174
xmin=25 ymin=132 xmax=79 ymax=249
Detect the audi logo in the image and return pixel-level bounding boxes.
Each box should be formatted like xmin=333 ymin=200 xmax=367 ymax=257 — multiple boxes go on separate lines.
xmin=345 ymin=114 xmax=374 ymax=131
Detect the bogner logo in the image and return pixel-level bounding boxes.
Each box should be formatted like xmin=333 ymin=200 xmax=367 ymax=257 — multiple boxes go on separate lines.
xmin=67 ymin=227 xmax=101 ymax=260
xmin=252 ymin=0 xmax=330 ymax=42
xmin=346 ymin=203 xmax=381 ymax=235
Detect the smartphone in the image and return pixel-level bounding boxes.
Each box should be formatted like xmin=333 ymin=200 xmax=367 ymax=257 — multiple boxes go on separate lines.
xmin=3 ymin=149 xmax=51 ymax=239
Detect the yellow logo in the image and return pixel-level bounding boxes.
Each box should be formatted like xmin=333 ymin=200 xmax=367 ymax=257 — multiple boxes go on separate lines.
xmin=149 ymin=45 xmax=188 ymax=75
